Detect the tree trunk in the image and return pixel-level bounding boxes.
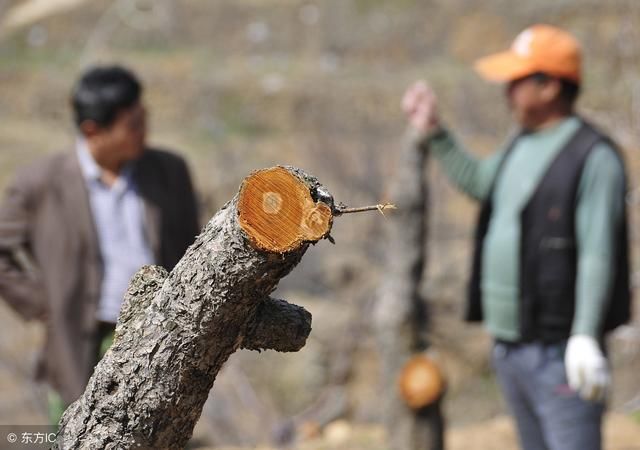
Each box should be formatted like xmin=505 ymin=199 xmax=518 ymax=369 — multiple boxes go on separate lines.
xmin=374 ymin=130 xmax=444 ymax=450
xmin=54 ymin=166 xmax=335 ymax=450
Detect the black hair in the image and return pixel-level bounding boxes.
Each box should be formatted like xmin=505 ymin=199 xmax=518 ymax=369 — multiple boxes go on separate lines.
xmin=529 ymin=72 xmax=580 ymax=106
xmin=71 ymin=65 xmax=142 ymax=129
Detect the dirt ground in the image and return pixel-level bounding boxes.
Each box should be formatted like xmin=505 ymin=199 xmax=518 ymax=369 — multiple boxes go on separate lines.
xmin=204 ymin=413 xmax=640 ymax=450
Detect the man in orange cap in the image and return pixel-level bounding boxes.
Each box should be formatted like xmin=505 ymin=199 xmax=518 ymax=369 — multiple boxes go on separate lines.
xmin=402 ymin=24 xmax=631 ymax=450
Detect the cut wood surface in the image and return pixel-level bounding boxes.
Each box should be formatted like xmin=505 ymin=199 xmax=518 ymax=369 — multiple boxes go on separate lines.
xmin=238 ymin=167 xmax=333 ymax=253
xmin=398 ymin=354 xmax=445 ymax=410
xmin=53 ymin=166 xmax=336 ymax=450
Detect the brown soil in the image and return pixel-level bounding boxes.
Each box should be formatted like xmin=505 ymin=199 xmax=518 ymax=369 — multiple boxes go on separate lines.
xmin=204 ymin=413 xmax=640 ymax=450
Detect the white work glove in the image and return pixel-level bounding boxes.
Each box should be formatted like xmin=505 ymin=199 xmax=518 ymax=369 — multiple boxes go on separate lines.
xmin=564 ymin=335 xmax=610 ymax=403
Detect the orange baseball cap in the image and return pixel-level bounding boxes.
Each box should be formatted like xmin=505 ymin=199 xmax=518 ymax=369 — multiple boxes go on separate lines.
xmin=474 ymin=24 xmax=581 ymax=83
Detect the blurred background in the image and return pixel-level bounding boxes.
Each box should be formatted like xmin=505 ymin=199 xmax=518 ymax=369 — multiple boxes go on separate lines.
xmin=0 ymin=0 xmax=639 ymax=449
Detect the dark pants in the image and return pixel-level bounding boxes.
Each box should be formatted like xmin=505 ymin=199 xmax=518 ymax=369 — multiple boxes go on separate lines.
xmin=49 ymin=321 xmax=115 ymax=425
xmin=492 ymin=341 xmax=604 ymax=450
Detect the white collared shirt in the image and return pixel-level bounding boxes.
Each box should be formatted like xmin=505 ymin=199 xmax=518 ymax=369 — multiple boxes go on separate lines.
xmin=76 ymin=139 xmax=154 ymax=323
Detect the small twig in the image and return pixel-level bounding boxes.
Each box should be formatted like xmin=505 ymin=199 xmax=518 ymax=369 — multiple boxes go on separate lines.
xmin=334 ymin=203 xmax=397 ymax=217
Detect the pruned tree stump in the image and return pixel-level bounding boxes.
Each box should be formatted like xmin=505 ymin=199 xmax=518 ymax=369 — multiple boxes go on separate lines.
xmin=54 ymin=166 xmax=335 ymax=450
xmin=375 ymin=131 xmax=444 ymax=450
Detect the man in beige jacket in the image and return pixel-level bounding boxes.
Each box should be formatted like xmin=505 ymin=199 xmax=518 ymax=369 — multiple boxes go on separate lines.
xmin=0 ymin=65 xmax=199 ymax=423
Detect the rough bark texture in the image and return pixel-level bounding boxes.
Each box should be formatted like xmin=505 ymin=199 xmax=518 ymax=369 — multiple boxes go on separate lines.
xmin=53 ymin=166 xmax=333 ymax=450
xmin=374 ymin=130 xmax=444 ymax=450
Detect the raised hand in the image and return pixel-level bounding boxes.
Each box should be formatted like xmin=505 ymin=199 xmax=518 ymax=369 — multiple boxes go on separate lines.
xmin=402 ymin=80 xmax=440 ymax=136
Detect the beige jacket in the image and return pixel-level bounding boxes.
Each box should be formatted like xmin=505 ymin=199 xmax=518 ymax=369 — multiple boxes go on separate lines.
xmin=0 ymin=148 xmax=199 ymax=404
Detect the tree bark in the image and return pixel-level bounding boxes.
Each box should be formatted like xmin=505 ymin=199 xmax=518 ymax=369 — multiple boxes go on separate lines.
xmin=374 ymin=130 xmax=444 ymax=450
xmin=53 ymin=166 xmax=334 ymax=450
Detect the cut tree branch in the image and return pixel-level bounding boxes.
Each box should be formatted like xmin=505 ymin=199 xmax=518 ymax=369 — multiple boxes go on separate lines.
xmin=53 ymin=166 xmax=338 ymax=450
xmin=241 ymin=297 xmax=312 ymax=353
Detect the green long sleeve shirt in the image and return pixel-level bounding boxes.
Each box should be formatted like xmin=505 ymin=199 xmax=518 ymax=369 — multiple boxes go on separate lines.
xmin=425 ymin=116 xmax=625 ymax=341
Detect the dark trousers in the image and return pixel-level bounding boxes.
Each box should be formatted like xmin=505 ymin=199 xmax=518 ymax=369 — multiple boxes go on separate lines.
xmin=492 ymin=341 xmax=604 ymax=450
xmin=49 ymin=321 xmax=115 ymax=425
